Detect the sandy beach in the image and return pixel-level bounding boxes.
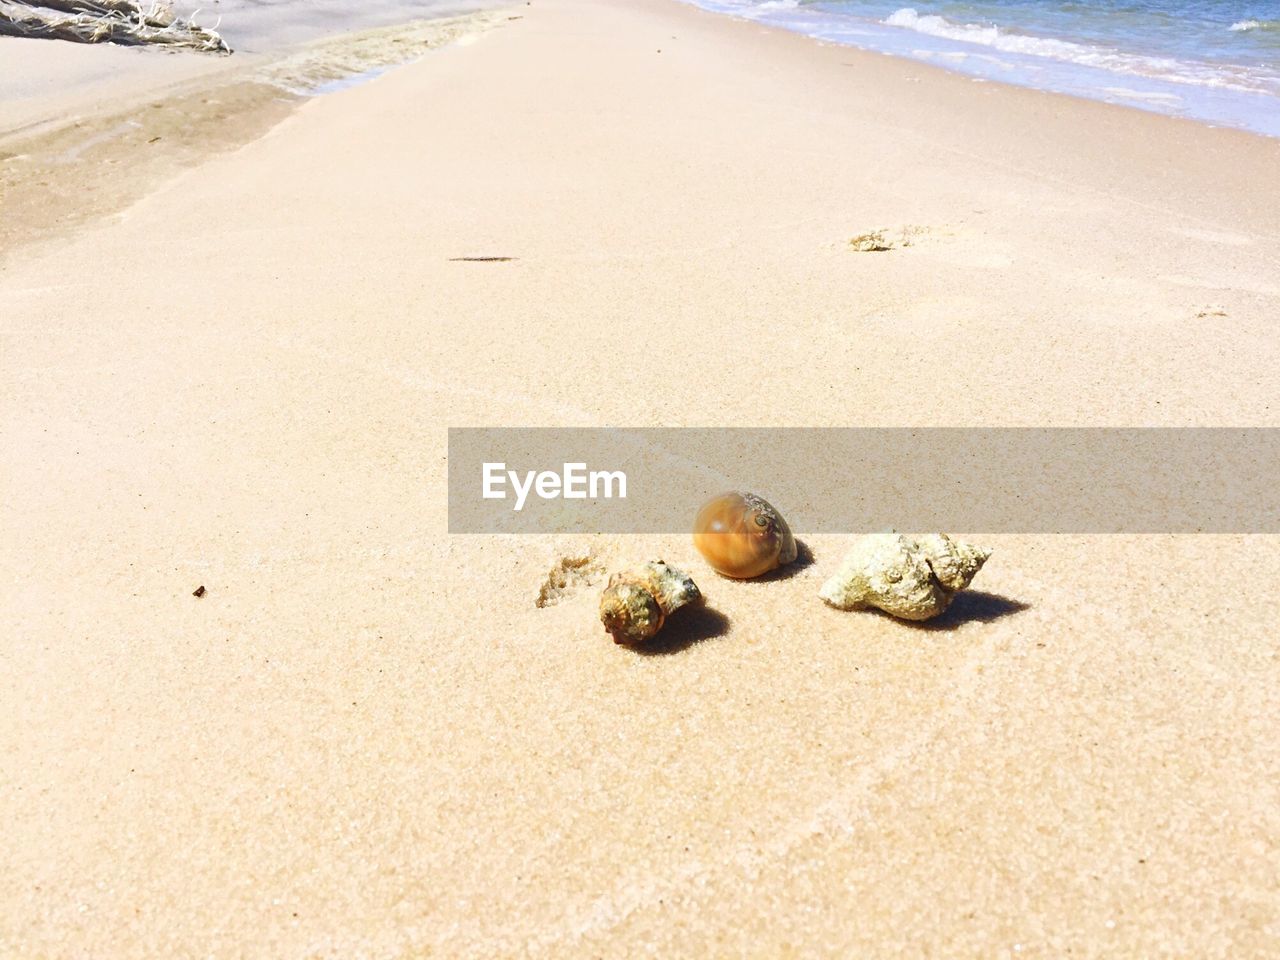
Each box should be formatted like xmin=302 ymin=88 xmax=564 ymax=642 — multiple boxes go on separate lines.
xmin=3 ymin=0 xmax=1279 ymax=955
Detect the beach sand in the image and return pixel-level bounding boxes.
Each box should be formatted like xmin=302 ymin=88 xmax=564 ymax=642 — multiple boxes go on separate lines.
xmin=3 ymin=0 xmax=1279 ymax=955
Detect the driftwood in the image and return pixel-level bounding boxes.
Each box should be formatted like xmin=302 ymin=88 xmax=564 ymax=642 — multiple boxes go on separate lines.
xmin=0 ymin=0 xmax=229 ymax=52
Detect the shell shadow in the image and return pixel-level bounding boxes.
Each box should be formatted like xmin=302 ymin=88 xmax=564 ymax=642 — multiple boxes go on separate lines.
xmin=900 ymin=591 xmax=1031 ymax=632
xmin=633 ymin=604 xmax=731 ymax=656
xmin=746 ymin=539 xmax=816 ymax=583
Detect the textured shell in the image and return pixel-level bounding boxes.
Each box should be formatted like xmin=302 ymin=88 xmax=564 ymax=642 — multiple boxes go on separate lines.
xmin=599 ymin=560 xmax=701 ymax=645
xmin=693 ymin=491 xmax=798 ymax=579
xmin=818 ymin=533 xmax=990 ymax=621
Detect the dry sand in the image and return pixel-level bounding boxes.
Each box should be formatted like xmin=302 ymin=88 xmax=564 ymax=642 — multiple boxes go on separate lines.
xmin=3 ymin=0 xmax=1279 ymax=955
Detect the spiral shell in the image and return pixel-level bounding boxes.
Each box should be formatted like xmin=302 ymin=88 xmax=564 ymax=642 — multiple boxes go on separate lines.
xmin=599 ymin=560 xmax=701 ymax=645
xmin=692 ymin=491 xmax=797 ymax=580
xmin=818 ymin=533 xmax=990 ymax=621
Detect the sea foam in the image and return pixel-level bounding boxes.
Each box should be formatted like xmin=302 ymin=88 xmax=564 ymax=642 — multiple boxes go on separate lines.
xmin=883 ymin=7 xmax=1275 ymax=94
xmin=1229 ymin=19 xmax=1279 ymax=32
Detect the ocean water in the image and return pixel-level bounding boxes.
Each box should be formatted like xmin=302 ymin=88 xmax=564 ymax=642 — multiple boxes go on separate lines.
xmin=684 ymin=0 xmax=1280 ymax=135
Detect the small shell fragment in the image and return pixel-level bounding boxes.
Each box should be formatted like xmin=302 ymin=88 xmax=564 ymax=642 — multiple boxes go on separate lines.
xmin=599 ymin=560 xmax=702 ymax=645
xmin=819 ymin=533 xmax=991 ymax=621
xmin=536 ymin=553 xmax=602 ymax=609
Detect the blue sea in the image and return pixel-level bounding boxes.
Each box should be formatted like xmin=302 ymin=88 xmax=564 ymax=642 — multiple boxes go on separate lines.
xmin=684 ymin=0 xmax=1280 ymax=135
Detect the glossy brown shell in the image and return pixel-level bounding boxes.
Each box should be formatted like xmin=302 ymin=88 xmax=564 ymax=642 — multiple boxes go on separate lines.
xmin=692 ymin=491 xmax=797 ymax=579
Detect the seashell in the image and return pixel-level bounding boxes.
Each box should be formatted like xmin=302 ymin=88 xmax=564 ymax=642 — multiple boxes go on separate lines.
xmin=693 ymin=491 xmax=798 ymax=579
xmin=599 ymin=560 xmax=702 ymax=645
xmin=818 ymin=533 xmax=990 ymax=621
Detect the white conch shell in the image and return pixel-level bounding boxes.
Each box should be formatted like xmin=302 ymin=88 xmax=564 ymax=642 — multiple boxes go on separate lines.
xmin=599 ymin=560 xmax=702 ymax=645
xmin=819 ymin=533 xmax=991 ymax=621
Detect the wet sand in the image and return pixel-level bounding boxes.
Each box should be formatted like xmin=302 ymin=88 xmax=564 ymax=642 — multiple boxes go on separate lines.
xmin=0 ymin=11 xmax=508 ymax=259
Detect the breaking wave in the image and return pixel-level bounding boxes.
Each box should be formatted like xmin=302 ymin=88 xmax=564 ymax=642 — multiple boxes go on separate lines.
xmin=1229 ymin=19 xmax=1280 ymax=32
xmin=883 ymin=7 xmax=1277 ymax=94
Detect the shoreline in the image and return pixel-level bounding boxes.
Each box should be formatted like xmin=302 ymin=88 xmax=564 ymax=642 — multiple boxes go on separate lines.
xmin=679 ymin=0 xmax=1280 ymax=138
xmin=2 ymin=0 xmax=1276 ymax=266
xmin=0 ymin=9 xmax=515 ymax=263
xmin=3 ymin=0 xmax=1279 ymax=955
